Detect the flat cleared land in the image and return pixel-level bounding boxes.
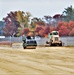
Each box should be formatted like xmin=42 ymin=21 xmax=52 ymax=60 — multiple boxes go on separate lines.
xmin=0 ymin=46 xmax=74 ymax=75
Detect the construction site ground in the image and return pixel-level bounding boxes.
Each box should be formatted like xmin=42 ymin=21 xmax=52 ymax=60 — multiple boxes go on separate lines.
xmin=0 ymin=46 xmax=74 ymax=75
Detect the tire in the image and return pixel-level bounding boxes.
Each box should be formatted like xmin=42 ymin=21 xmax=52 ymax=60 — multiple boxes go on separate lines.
xmin=23 ymin=43 xmax=26 ymax=49
xmin=59 ymin=41 xmax=62 ymax=46
xmin=46 ymin=41 xmax=49 ymax=44
xmin=23 ymin=47 xmax=26 ymax=49
xmin=59 ymin=43 xmax=62 ymax=46
xmin=50 ymin=42 xmax=53 ymax=46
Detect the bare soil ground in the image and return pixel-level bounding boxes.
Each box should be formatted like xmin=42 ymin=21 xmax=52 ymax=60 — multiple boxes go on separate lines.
xmin=0 ymin=46 xmax=74 ymax=75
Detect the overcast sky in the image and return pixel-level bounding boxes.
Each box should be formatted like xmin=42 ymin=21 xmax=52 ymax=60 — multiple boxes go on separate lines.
xmin=0 ymin=0 xmax=74 ymax=20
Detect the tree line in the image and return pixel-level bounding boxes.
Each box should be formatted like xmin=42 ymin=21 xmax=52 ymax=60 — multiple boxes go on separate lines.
xmin=2 ymin=5 xmax=74 ymax=37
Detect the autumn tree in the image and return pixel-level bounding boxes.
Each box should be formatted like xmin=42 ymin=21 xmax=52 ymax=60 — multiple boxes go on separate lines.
xmin=16 ymin=11 xmax=31 ymax=28
xmin=2 ymin=23 xmax=13 ymax=36
xmin=44 ymin=26 xmax=50 ymax=34
xmin=56 ymin=21 xmax=73 ymax=36
xmin=59 ymin=25 xmax=70 ymax=36
xmin=3 ymin=11 xmax=31 ymax=36
xmin=39 ymin=29 xmax=45 ymax=37
xmin=21 ymin=28 xmax=29 ymax=35
xmin=3 ymin=11 xmax=21 ymax=36
xmin=30 ymin=19 xmax=36 ymax=29
xmin=69 ymin=28 xmax=74 ymax=36
xmin=50 ymin=27 xmax=55 ymax=32
xmin=35 ymin=26 xmax=44 ymax=36
xmin=68 ymin=21 xmax=74 ymax=30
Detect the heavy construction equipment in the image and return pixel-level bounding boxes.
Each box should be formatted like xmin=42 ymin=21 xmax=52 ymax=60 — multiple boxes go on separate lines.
xmin=22 ymin=32 xmax=37 ymax=49
xmin=46 ymin=31 xmax=62 ymax=46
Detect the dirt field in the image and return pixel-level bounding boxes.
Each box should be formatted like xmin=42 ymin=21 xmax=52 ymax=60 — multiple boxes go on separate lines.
xmin=0 ymin=46 xmax=74 ymax=75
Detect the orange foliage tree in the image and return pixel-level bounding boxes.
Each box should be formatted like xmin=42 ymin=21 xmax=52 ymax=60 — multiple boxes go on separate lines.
xmin=56 ymin=21 xmax=74 ymax=36
xmin=35 ymin=26 xmax=50 ymax=37
xmin=35 ymin=26 xmax=44 ymax=36
xmin=44 ymin=26 xmax=50 ymax=34
xmin=50 ymin=27 xmax=55 ymax=32
xmin=21 ymin=28 xmax=29 ymax=36
xmin=39 ymin=29 xmax=45 ymax=37
xmin=68 ymin=21 xmax=74 ymax=30
xmin=69 ymin=28 xmax=74 ymax=36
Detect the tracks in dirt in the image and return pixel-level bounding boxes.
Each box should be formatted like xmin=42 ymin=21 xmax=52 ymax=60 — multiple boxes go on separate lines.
xmin=0 ymin=47 xmax=74 ymax=75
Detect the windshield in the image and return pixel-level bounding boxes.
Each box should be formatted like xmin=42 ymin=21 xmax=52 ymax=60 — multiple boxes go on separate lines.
xmin=53 ymin=32 xmax=58 ymax=35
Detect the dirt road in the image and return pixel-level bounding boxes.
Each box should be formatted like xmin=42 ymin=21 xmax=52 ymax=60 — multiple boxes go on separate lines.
xmin=0 ymin=47 xmax=74 ymax=75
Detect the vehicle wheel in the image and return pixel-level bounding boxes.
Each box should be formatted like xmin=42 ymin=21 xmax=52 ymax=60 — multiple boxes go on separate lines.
xmin=46 ymin=41 xmax=49 ymax=44
xmin=59 ymin=41 xmax=62 ymax=46
xmin=59 ymin=43 xmax=62 ymax=46
xmin=56 ymin=44 xmax=60 ymax=46
xmin=23 ymin=47 xmax=26 ymax=49
xmin=23 ymin=43 xmax=26 ymax=49
xmin=50 ymin=42 xmax=53 ymax=46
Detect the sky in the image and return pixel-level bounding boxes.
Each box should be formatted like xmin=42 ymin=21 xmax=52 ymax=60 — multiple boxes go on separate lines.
xmin=0 ymin=0 xmax=74 ymax=20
